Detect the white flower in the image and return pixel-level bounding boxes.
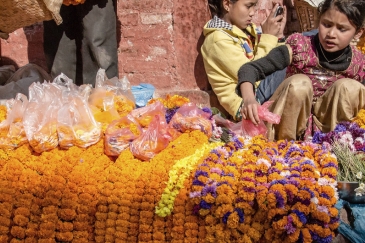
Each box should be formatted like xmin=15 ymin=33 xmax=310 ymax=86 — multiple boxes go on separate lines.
xmin=280 ymin=171 xmax=290 ymax=177
xmin=356 ymin=172 xmax=363 ymax=180
xmin=256 ymin=158 xmax=271 ymax=168
xmin=311 ymin=197 xmax=319 ymax=205
xmin=354 ymin=183 xmax=365 ymax=197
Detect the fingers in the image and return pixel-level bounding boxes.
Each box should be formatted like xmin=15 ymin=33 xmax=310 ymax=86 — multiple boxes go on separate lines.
xmin=247 ymin=106 xmax=260 ymax=125
xmin=241 ymin=102 xmax=261 ymax=125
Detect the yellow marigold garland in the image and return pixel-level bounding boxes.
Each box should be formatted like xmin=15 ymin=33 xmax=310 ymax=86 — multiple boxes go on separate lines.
xmin=352 ymin=109 xmax=365 ymax=128
xmin=155 ymin=141 xmax=223 ymax=217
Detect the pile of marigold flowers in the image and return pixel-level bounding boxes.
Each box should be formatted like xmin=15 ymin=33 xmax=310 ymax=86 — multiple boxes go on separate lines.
xmin=0 ymin=78 xmax=342 ymax=242
xmin=0 ymin=130 xmax=340 ymax=242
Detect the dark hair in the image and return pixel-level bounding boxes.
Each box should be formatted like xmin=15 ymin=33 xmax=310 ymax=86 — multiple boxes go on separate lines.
xmin=318 ymin=0 xmax=365 ymax=30
xmin=208 ymin=0 xmax=238 ymax=18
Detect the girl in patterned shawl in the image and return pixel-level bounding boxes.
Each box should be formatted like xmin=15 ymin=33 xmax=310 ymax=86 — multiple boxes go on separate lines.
xmin=237 ymin=0 xmax=365 ymax=141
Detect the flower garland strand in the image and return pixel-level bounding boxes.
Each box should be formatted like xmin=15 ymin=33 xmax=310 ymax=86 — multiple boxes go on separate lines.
xmin=155 ymin=141 xmax=223 ymax=217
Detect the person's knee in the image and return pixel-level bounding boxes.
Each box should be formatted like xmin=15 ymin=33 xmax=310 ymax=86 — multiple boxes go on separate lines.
xmin=331 ymin=78 xmax=363 ymax=93
xmin=287 ymin=74 xmax=313 ymax=96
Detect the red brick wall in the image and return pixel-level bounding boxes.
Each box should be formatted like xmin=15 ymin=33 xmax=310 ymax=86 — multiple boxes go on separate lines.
xmin=0 ymin=0 xmax=300 ymax=93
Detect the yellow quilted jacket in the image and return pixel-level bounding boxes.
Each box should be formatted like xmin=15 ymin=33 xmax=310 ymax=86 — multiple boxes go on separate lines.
xmin=201 ymin=17 xmax=280 ymax=120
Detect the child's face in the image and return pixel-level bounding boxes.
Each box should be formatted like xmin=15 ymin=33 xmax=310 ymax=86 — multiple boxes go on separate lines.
xmin=223 ymin=0 xmax=258 ymax=30
xmin=318 ymin=7 xmax=362 ymax=52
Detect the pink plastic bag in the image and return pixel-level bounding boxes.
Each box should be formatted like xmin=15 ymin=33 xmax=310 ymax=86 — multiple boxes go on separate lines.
xmin=241 ymin=101 xmax=280 ymax=137
xmin=130 ymin=115 xmax=171 ymax=161
xmin=104 ymin=114 xmax=142 ymax=156
xmin=169 ymin=103 xmax=213 ymax=137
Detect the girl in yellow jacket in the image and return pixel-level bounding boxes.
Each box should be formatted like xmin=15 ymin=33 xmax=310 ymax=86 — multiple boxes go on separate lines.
xmin=202 ymin=0 xmax=287 ymax=120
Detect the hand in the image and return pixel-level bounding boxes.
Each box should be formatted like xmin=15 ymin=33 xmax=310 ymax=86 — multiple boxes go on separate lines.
xmin=261 ymin=3 xmax=286 ymax=38
xmin=241 ymin=98 xmax=261 ymax=126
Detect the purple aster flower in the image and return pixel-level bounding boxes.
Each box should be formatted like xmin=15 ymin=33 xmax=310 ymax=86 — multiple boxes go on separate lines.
xmin=189 ymin=191 xmax=202 ymax=198
xmin=217 ymin=181 xmax=230 ymax=187
xmin=211 ymin=149 xmax=222 ymax=158
xmin=270 ymin=179 xmax=287 ymax=186
xmin=166 ymin=107 xmax=179 ymax=123
xmin=202 ymin=183 xmax=217 ymax=197
xmin=235 ymin=208 xmax=244 ymax=223
xmin=334 ymin=123 xmax=348 ymax=133
xmin=199 ymin=200 xmax=212 ymax=209
xmin=194 ymin=170 xmax=209 ymax=178
xmin=320 ymin=193 xmax=330 ymax=200
xmin=210 ymin=167 xmax=222 ymax=175
xmin=302 ymin=187 xmax=315 ymax=198
xmin=268 ymin=167 xmax=281 ymax=174
xmin=323 ymin=162 xmax=338 ymax=169
xmin=285 ymin=216 xmax=296 ymax=234
xmin=310 ymin=231 xmax=332 ymax=243
xmin=202 ymin=107 xmax=213 ymax=118
xmin=192 ymin=179 xmax=205 ymax=186
xmin=222 ymin=211 xmax=231 ymax=224
xmin=292 ymin=209 xmax=307 ymax=224
xmin=255 ymin=170 xmax=265 ymax=177
xmin=329 ymin=217 xmax=340 ymax=224
xmin=243 ymin=187 xmax=256 ymax=193
xmin=241 ymin=177 xmax=256 ymax=183
xmin=274 ymin=191 xmax=285 ymax=208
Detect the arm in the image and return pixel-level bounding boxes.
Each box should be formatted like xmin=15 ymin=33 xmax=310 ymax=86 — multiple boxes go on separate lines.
xmin=236 ymin=44 xmax=292 ymax=124
xmin=202 ymin=32 xmax=255 ymax=119
xmin=236 ymin=44 xmax=291 ymax=97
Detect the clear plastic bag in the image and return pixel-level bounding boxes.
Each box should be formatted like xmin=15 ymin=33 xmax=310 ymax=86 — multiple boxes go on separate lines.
xmin=104 ymin=114 xmax=142 ymax=156
xmin=241 ymin=101 xmax=280 ymax=137
xmin=23 ymin=82 xmax=63 ymax=153
xmin=89 ymin=69 xmax=135 ymax=130
xmin=130 ymin=115 xmax=171 ymax=161
xmin=57 ymin=76 xmax=101 ymax=149
xmin=0 ymin=94 xmax=29 ymax=150
xmin=169 ymin=103 xmax=213 ymax=137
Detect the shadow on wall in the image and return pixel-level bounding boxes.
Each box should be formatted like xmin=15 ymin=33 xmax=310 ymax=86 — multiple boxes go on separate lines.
xmin=194 ymin=32 xmax=210 ymax=91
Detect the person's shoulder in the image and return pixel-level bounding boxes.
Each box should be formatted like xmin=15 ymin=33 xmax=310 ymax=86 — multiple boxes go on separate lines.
xmin=351 ymin=46 xmax=365 ymax=64
xmin=286 ymin=33 xmax=310 ymax=43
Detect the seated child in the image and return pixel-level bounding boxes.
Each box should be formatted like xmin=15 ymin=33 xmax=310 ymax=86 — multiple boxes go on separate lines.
xmin=236 ymin=0 xmax=365 ymax=141
xmin=202 ymin=0 xmax=287 ymax=120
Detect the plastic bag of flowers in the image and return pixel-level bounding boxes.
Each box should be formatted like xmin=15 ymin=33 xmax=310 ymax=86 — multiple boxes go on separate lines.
xmin=0 ymin=93 xmax=29 ymax=150
xmin=130 ymin=115 xmax=173 ymax=161
xmin=104 ymin=114 xmax=142 ymax=156
xmin=89 ymin=69 xmax=135 ymax=131
xmin=56 ymin=77 xmax=101 ymax=149
xmin=168 ymin=103 xmax=213 ymax=138
xmin=130 ymin=100 xmax=166 ymax=128
xmin=23 ymin=81 xmax=63 ymax=153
